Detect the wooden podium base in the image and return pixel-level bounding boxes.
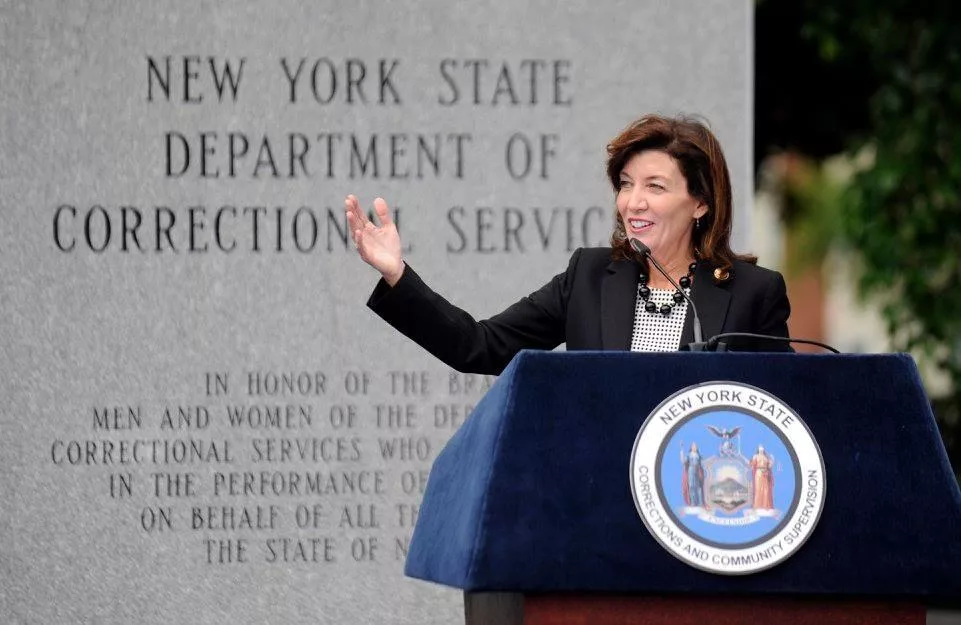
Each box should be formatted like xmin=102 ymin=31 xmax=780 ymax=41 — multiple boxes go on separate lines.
xmin=465 ymin=593 xmax=924 ymax=625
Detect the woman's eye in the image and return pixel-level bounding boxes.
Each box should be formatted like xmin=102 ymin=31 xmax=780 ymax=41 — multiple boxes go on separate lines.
xmin=618 ymin=180 xmax=631 ymax=189
xmin=648 ymin=183 xmax=665 ymax=191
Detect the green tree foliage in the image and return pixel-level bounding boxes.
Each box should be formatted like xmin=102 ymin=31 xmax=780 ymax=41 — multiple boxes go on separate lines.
xmin=799 ymin=2 xmax=961 ymax=474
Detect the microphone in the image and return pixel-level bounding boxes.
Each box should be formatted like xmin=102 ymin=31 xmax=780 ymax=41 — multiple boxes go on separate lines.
xmin=705 ymin=333 xmax=840 ymax=353
xmin=629 ymin=238 xmax=705 ymax=348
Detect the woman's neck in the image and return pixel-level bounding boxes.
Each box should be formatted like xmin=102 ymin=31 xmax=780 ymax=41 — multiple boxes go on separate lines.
xmin=646 ymin=255 xmax=695 ymax=290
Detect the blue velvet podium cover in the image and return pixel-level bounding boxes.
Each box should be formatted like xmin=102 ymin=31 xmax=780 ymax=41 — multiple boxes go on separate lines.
xmin=405 ymin=351 xmax=961 ymax=598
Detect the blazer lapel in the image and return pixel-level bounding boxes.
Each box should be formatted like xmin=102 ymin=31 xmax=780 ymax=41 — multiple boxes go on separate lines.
xmin=601 ymin=259 xmax=641 ymax=350
xmin=680 ymin=263 xmax=732 ymax=346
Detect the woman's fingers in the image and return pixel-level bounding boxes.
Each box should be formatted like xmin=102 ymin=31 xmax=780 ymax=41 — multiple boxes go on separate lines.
xmin=343 ymin=194 xmax=404 ymax=285
xmin=346 ymin=195 xmax=393 ymax=231
xmin=373 ymin=197 xmax=392 ymax=226
xmin=344 ymin=194 xmax=370 ymax=228
xmin=345 ymin=197 xmax=368 ymax=254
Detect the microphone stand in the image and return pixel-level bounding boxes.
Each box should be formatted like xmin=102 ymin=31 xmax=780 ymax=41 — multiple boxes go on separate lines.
xmin=629 ymin=238 xmax=707 ymax=350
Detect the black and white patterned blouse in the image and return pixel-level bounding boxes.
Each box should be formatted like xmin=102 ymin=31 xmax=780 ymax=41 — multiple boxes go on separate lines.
xmin=629 ymin=285 xmax=690 ymax=352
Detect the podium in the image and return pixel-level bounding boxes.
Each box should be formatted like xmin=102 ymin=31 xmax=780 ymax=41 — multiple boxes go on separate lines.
xmin=405 ymin=352 xmax=961 ymax=624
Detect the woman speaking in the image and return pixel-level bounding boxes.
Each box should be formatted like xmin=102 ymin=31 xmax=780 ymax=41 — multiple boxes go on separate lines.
xmin=345 ymin=114 xmax=792 ymax=374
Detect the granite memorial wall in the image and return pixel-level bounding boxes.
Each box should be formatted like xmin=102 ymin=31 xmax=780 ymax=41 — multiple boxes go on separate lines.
xmin=0 ymin=1 xmax=750 ymax=622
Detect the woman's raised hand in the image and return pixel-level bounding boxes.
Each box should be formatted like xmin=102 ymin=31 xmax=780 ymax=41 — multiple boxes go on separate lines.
xmin=345 ymin=195 xmax=405 ymax=286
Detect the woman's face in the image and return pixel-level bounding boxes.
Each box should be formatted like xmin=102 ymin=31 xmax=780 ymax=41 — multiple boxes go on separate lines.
xmin=616 ymin=150 xmax=707 ymax=265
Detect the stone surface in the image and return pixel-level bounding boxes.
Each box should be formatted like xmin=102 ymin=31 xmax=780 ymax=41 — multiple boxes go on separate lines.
xmin=0 ymin=1 xmax=750 ymax=622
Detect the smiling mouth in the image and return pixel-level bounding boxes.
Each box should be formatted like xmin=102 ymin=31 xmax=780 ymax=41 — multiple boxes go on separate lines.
xmin=628 ymin=218 xmax=653 ymax=232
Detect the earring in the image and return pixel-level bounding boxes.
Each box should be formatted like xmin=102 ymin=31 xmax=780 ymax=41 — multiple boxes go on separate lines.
xmin=695 ymin=217 xmax=701 ymax=230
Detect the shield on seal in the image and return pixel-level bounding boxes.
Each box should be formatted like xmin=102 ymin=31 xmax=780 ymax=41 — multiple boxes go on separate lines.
xmin=705 ymin=456 xmax=751 ymax=512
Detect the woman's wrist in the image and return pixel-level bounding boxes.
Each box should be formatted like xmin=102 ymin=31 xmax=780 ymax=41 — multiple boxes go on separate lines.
xmin=383 ymin=262 xmax=405 ymax=287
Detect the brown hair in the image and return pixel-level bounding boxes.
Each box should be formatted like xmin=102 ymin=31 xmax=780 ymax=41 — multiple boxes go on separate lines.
xmin=606 ymin=114 xmax=755 ymax=277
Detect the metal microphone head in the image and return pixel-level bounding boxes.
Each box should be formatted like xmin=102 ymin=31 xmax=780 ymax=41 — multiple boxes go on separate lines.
xmin=629 ymin=238 xmax=651 ymax=257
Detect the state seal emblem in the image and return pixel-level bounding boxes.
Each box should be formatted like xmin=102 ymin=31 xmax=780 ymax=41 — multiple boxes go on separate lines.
xmin=629 ymin=381 xmax=826 ymax=575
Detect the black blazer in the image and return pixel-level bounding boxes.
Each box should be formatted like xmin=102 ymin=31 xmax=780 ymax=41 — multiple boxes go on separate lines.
xmin=368 ymin=247 xmax=792 ymax=375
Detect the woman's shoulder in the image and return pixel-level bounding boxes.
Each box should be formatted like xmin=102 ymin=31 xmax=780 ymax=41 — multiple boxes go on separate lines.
xmin=563 ymin=247 xmax=633 ymax=276
xmin=573 ymin=246 xmax=616 ymax=265
xmin=726 ymin=259 xmax=784 ymax=283
xmin=721 ymin=259 xmax=787 ymax=300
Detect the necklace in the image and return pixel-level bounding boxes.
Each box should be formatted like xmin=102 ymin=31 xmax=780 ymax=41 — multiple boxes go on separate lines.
xmin=638 ymin=262 xmax=697 ymax=316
